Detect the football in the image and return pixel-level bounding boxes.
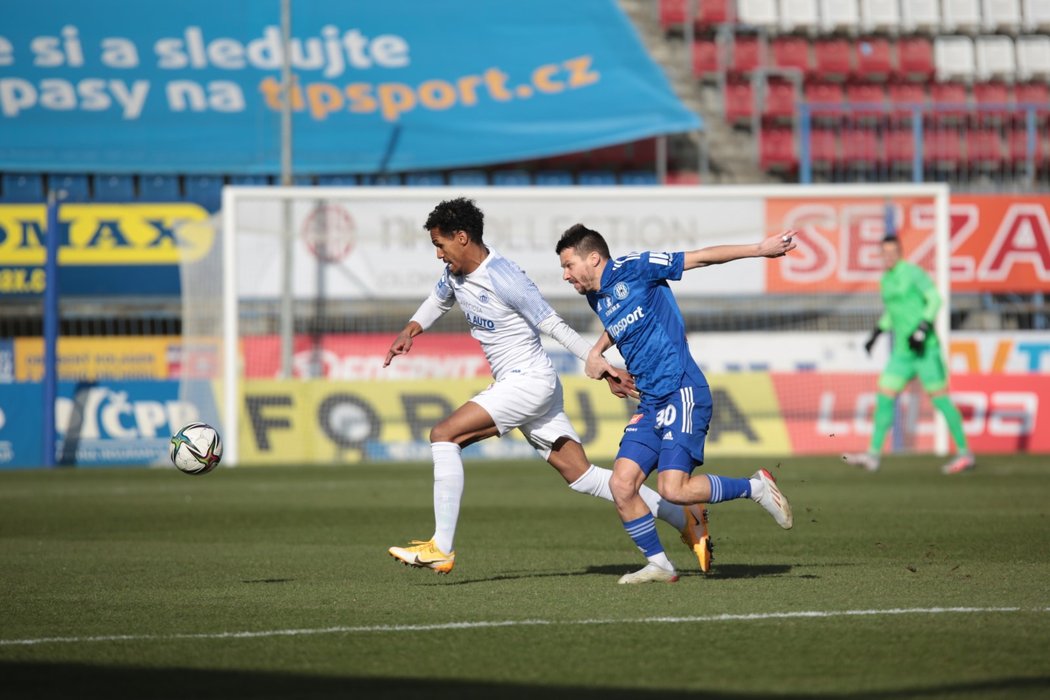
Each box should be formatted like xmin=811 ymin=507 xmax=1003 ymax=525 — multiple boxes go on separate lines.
xmin=170 ymin=422 xmax=223 ymax=475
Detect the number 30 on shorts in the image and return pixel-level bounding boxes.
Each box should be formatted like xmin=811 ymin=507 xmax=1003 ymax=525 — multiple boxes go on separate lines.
xmin=656 ymin=404 xmax=677 ymax=429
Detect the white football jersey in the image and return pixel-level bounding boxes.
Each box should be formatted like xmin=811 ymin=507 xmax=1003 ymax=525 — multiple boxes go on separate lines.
xmin=413 ymin=247 xmax=556 ymax=380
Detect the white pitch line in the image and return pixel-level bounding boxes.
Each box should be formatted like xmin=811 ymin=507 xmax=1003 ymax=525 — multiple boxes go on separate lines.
xmin=2 ymin=606 xmax=1045 ymax=647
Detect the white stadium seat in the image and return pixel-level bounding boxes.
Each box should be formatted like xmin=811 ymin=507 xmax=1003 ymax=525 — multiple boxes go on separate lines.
xmin=739 ymin=0 xmax=781 ymax=31
xmin=820 ymin=0 xmax=861 ymax=33
xmin=1015 ymin=34 xmax=1050 ymax=81
xmin=900 ymin=0 xmax=942 ymax=34
xmin=780 ymin=0 xmax=821 ymax=33
xmin=934 ymin=35 xmax=976 ymax=81
xmin=982 ymin=0 xmax=1022 ymax=33
xmin=975 ymin=35 xmax=1016 ymax=81
xmin=860 ymin=0 xmax=902 ymax=33
xmin=1022 ymin=0 xmax=1050 ymax=32
xmin=943 ymin=0 xmax=983 ymax=33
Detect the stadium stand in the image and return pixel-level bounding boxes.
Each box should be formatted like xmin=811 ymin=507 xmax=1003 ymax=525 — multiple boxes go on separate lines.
xmin=404 ymin=172 xmax=446 ymax=186
xmin=5 ymin=0 xmax=1050 ymax=193
xmin=448 ymin=170 xmax=488 ymax=186
xmin=1 ymin=173 xmax=44 ymax=202
xmin=665 ymin=0 xmax=1050 ymax=185
xmin=184 ymin=175 xmax=223 ymax=211
xmin=491 ymin=169 xmax=532 ymax=186
xmin=139 ymin=175 xmax=180 ymax=201
xmin=93 ymin=174 xmax=135 ymax=202
xmin=48 ymin=174 xmax=89 ymax=202
xmin=316 ymin=174 xmax=359 ymax=185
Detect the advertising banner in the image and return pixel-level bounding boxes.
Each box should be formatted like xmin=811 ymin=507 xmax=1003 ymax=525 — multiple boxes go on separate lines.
xmin=233 ymin=192 xmax=767 ymax=301
xmin=767 ymin=195 xmax=1050 ymax=294
xmin=0 ymin=1 xmax=700 ymax=174
xmin=0 ymin=379 xmax=218 ymax=468
xmin=235 ymin=372 xmax=1049 ymax=464
xmin=236 ymin=374 xmax=788 ymax=465
xmin=0 ymin=202 xmax=213 ymax=297
xmin=230 ymin=192 xmax=1050 ymax=302
xmin=13 ymin=336 xmax=184 ymax=381
xmin=771 ymin=373 xmax=1050 ymax=455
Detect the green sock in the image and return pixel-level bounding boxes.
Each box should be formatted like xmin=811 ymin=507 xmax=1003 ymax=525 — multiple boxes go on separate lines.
xmin=869 ymin=393 xmax=895 ymax=455
xmin=932 ymin=394 xmax=969 ymax=453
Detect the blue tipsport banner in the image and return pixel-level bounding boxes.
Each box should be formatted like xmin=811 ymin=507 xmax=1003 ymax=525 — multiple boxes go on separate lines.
xmin=0 ymin=0 xmax=701 ymax=174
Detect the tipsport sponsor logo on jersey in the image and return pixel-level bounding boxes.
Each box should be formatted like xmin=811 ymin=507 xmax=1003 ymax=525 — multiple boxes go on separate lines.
xmin=608 ymin=305 xmax=645 ymax=340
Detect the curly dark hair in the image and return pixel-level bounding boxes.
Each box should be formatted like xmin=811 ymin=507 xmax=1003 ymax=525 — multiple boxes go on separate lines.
xmin=424 ymin=197 xmax=485 ymax=244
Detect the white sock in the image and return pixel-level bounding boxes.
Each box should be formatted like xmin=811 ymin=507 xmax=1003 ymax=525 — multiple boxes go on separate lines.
xmin=647 ymin=552 xmax=675 ymax=571
xmin=431 ymin=442 xmax=463 ymax=554
xmin=749 ymin=476 xmax=763 ymax=502
xmin=569 ymin=465 xmax=686 ymax=531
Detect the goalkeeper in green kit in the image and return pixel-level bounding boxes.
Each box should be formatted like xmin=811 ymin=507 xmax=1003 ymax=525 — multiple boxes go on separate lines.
xmin=843 ymin=235 xmax=976 ymax=475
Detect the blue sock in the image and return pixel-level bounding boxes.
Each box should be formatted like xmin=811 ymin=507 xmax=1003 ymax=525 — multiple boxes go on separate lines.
xmin=706 ymin=474 xmax=752 ymax=503
xmin=623 ymin=513 xmax=664 ymax=557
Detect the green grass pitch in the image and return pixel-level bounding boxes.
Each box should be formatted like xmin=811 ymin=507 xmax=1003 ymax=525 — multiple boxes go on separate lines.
xmin=2 ymin=455 xmax=1049 ymax=699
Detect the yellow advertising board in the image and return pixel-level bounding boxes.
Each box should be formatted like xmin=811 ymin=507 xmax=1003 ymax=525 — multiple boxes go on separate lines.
xmin=15 ymin=336 xmax=182 ymax=381
xmin=236 ymin=374 xmax=791 ymax=465
xmin=0 ymin=204 xmax=215 ymax=266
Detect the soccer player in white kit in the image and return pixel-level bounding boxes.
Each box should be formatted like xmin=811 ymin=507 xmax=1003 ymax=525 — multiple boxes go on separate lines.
xmin=385 ymin=198 xmax=710 ymax=575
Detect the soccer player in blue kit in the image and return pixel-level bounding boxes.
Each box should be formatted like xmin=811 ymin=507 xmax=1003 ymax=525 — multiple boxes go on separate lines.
xmin=556 ymin=224 xmax=797 ymax=584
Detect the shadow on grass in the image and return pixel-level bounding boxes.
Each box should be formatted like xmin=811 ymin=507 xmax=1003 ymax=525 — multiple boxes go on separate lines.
xmin=424 ymin=563 xmax=794 ymax=585
xmin=3 ymin=661 xmax=1048 ymax=700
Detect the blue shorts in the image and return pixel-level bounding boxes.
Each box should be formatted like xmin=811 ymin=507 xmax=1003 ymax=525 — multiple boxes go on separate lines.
xmin=617 ymin=380 xmax=713 ymax=476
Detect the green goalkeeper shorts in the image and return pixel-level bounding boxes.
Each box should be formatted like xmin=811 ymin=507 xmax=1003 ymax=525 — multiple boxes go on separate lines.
xmin=878 ymin=340 xmax=948 ymax=394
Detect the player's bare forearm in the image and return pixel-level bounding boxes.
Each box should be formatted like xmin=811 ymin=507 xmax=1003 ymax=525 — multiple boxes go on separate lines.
xmin=383 ymin=321 xmax=423 ymax=367
xmin=684 ymin=230 xmax=798 ymax=270
xmin=584 ymin=332 xmax=615 ymax=380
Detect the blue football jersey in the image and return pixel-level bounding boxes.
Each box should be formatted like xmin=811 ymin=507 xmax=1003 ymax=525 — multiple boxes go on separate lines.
xmin=586 ymin=251 xmax=706 ymax=398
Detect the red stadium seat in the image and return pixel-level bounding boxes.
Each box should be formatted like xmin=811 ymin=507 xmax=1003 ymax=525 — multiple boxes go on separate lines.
xmin=771 ymin=36 xmax=811 ymax=73
xmin=845 ymin=82 xmax=887 ymax=121
xmin=1007 ymin=128 xmax=1046 ymax=167
xmin=697 ymin=0 xmax=733 ymax=28
xmin=840 ymin=128 xmax=880 ymax=168
xmin=730 ymin=34 xmax=763 ymax=75
xmin=665 ymin=171 xmax=702 ymax=185
xmin=692 ymin=38 xmax=719 ymax=78
xmin=922 ymin=127 xmax=963 ymax=167
xmin=724 ymin=79 xmax=755 ymax=124
xmin=966 ymin=128 xmax=1004 ymax=166
xmin=660 ymin=0 xmax=687 ymax=29
xmin=803 ymin=81 xmax=845 ymax=125
xmin=888 ymin=81 xmax=928 ymax=121
xmin=1014 ymin=83 xmax=1050 ymax=123
xmin=973 ymin=82 xmax=1013 ymax=123
xmin=804 ymin=80 xmax=845 ymax=106
xmin=896 ymin=37 xmax=935 ymax=81
xmin=812 ymin=38 xmax=852 ymax=80
xmin=760 ymin=127 xmax=798 ymax=171
xmin=929 ymin=82 xmax=970 ymax=122
xmin=884 ymin=129 xmax=916 ymax=166
xmin=854 ymin=37 xmax=893 ymax=81
xmin=809 ymin=128 xmax=838 ymax=167
xmin=763 ymin=77 xmax=797 ymax=121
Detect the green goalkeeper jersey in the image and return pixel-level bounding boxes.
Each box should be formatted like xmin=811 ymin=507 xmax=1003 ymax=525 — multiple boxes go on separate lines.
xmin=878 ymin=260 xmax=940 ymax=352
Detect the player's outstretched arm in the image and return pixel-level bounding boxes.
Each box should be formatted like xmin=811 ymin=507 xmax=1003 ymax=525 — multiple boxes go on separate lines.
xmin=384 ymin=321 xmax=424 ymax=367
xmin=683 ymin=229 xmax=798 ymax=270
xmin=584 ymin=332 xmax=616 ymax=380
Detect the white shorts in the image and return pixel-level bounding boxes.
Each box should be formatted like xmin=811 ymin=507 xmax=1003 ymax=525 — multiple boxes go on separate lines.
xmin=470 ymin=369 xmax=581 ymax=460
